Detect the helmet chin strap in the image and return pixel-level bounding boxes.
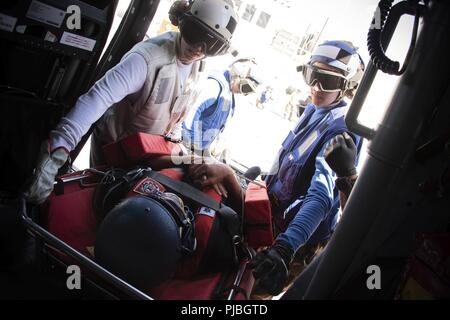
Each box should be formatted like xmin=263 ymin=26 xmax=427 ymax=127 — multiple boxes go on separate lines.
xmin=316 ymin=89 xmax=345 ymax=107
xmin=175 ymin=35 xmax=182 ymax=57
xmin=332 ymin=90 xmax=346 ymax=105
xmin=176 ymin=35 xmax=192 ymax=64
xmin=230 ymin=75 xmax=240 ymax=93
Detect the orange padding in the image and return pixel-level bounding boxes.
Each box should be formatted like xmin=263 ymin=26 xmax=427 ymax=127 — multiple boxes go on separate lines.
xmin=102 ymin=133 xmax=179 ymax=167
xmin=244 ymin=182 xmax=273 ymax=248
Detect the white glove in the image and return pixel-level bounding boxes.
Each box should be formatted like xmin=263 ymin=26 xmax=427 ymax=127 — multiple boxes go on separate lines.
xmin=24 ymin=140 xmax=69 ymax=204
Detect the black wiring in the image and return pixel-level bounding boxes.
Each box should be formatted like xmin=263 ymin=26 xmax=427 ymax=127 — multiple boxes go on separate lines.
xmin=367 ymin=0 xmax=422 ymax=75
xmin=0 ymin=85 xmax=37 ymax=98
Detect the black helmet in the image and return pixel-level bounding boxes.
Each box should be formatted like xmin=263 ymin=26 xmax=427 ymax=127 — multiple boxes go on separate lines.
xmin=95 ymin=193 xmax=195 ymax=290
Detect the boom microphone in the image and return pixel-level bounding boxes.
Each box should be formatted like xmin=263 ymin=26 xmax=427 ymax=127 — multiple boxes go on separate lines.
xmin=243 ymin=166 xmax=261 ymax=181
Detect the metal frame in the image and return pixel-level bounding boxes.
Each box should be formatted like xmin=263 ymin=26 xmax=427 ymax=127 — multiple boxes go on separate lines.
xmin=19 ymin=196 xmax=249 ymax=300
xmin=19 ymin=196 xmax=152 ymax=300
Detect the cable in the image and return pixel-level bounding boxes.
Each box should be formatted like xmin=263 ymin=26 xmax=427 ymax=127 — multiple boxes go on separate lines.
xmin=367 ymin=0 xmax=421 ymax=75
xmin=0 ymin=85 xmax=37 ymax=98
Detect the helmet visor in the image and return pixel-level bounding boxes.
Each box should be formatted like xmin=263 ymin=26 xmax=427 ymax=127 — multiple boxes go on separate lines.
xmin=239 ymin=79 xmax=258 ymax=95
xmin=302 ymin=65 xmax=348 ymax=92
xmin=179 ymin=16 xmax=229 ymax=56
xmin=237 ymin=67 xmax=262 ymax=95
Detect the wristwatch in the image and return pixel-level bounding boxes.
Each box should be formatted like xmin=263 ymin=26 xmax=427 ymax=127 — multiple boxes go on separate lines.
xmin=335 ymin=176 xmax=357 ymax=197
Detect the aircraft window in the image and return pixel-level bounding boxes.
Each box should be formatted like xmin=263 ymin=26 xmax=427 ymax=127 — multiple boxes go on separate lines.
xmin=358 ymin=14 xmax=420 ymax=130
xmin=357 ymin=14 xmax=421 ymax=167
xmin=98 ymin=0 xmax=132 ymax=60
xmin=146 ymin=0 xmax=179 ymax=39
xmin=73 ymin=0 xmax=132 ymax=170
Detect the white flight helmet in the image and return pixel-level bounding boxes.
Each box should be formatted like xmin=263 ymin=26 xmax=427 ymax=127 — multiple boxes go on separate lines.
xmin=300 ymin=40 xmax=365 ymax=92
xmin=229 ymin=58 xmax=263 ymax=95
xmin=169 ymin=0 xmax=238 ymax=56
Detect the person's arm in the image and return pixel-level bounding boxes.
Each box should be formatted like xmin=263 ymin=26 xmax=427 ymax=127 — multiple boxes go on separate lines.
xmin=149 ymin=152 xmax=244 ymax=207
xmin=188 ymin=162 xmax=244 ymax=212
xmin=337 ymin=177 xmax=357 ymax=209
xmin=25 ymin=53 xmax=147 ymax=204
xmin=50 ymin=52 xmax=148 ymax=152
xmin=248 ymin=143 xmax=336 ymax=295
xmin=277 ymin=143 xmax=336 ymax=252
xmin=182 ymin=79 xmax=221 ymax=151
xmin=324 ymin=132 xmax=358 ymax=210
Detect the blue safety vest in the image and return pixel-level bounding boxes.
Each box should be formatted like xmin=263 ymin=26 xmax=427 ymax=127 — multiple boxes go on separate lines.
xmin=266 ymin=101 xmax=362 ymax=245
xmin=182 ymin=70 xmax=235 ymax=150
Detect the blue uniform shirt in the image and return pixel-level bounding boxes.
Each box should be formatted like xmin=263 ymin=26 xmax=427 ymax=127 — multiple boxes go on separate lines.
xmin=182 ymin=71 xmax=235 ymax=151
xmin=267 ymin=101 xmax=362 ymax=252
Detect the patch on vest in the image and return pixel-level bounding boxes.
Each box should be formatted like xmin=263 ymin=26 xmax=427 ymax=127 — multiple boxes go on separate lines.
xmin=319 ymin=122 xmax=329 ymax=133
xmin=221 ymin=99 xmax=231 ymax=111
xmin=155 ymin=77 xmax=172 ymax=104
xmin=132 ymin=177 xmax=165 ymax=196
xmin=298 ymin=130 xmax=319 ymax=155
xmin=198 ymin=206 xmax=216 ymax=217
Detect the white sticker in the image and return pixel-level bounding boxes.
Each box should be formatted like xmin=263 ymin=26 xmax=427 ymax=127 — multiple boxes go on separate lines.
xmin=44 ymin=31 xmax=57 ymax=43
xmin=60 ymin=31 xmax=96 ymax=52
xmin=26 ymin=0 xmax=66 ymax=28
xmin=198 ymin=207 xmax=216 ymax=218
xmin=16 ymin=25 xmax=27 ymax=34
xmin=0 ymin=13 xmax=17 ymax=32
xmin=297 ymin=130 xmax=319 ymax=155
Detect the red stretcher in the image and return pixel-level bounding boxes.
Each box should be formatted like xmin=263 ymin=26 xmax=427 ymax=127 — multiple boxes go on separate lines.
xmin=19 ymin=133 xmax=273 ymax=300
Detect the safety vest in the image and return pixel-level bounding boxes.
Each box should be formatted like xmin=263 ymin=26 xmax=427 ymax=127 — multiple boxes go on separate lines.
xmin=91 ymin=32 xmax=203 ymax=166
xmin=266 ymin=101 xmax=362 ymax=244
xmin=182 ymin=70 xmax=235 ymax=151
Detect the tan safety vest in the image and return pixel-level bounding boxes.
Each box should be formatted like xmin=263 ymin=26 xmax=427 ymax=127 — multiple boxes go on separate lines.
xmin=91 ymin=32 xmax=203 ymax=166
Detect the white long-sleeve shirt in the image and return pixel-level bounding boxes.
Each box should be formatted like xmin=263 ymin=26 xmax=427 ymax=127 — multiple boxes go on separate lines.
xmin=50 ymin=53 xmax=147 ymax=151
xmin=50 ymin=53 xmax=192 ymax=152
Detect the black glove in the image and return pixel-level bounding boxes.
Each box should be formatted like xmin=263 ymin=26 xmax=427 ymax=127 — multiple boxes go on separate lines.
xmin=248 ymin=240 xmax=294 ymax=295
xmin=324 ymin=132 xmax=357 ymax=177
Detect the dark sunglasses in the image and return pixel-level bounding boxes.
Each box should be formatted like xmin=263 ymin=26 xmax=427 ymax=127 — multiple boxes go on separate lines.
xmin=299 ymin=64 xmax=348 ymax=92
xmin=179 ymin=16 xmax=229 ymax=56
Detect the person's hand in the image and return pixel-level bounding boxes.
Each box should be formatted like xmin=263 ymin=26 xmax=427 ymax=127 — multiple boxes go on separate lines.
xmin=188 ymin=163 xmax=235 ymax=197
xmin=324 ymin=132 xmax=357 ymax=177
xmin=24 ymin=140 xmax=69 ymax=204
xmin=248 ymin=241 xmax=294 ymax=295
